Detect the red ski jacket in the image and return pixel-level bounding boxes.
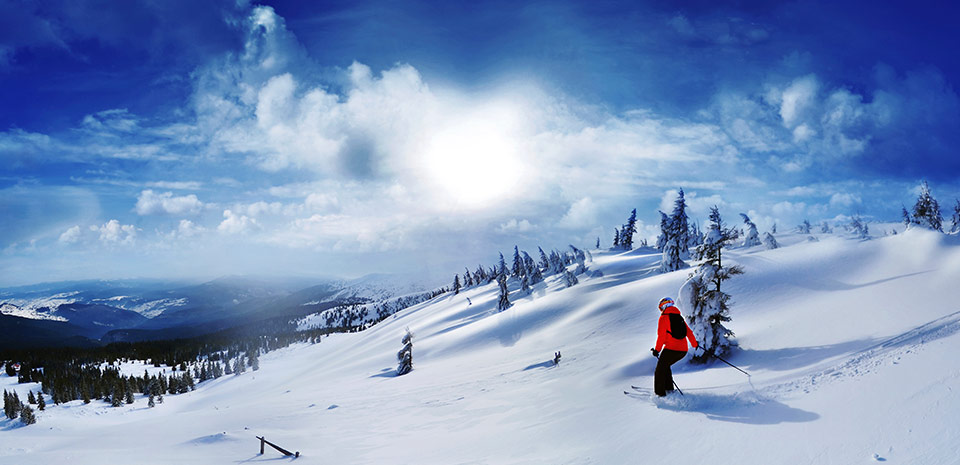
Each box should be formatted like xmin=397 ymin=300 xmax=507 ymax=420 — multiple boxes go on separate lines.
xmin=655 ymin=306 xmax=698 ymax=353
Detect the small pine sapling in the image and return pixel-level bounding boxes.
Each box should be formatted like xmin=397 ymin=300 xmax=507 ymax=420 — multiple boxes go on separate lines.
xmin=397 ymin=329 xmax=413 ymax=376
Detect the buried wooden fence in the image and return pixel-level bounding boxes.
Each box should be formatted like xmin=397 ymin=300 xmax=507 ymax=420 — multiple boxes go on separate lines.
xmin=257 ymin=436 xmax=300 ymax=458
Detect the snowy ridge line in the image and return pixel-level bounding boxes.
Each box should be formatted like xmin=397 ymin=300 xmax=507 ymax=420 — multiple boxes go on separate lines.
xmin=767 ymin=309 xmax=960 ymax=397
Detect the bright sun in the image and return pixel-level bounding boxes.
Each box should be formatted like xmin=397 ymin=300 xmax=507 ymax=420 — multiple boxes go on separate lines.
xmin=422 ymin=107 xmax=525 ymax=208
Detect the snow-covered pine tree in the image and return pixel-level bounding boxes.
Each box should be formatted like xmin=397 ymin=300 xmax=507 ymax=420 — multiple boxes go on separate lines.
xmin=771 ymin=223 xmax=777 ymax=234
xmin=538 ymin=247 xmax=550 ymax=274
xmin=498 ymin=253 xmax=509 ymax=278
xmin=497 ymin=273 xmax=511 ymax=311
xmin=569 ymin=245 xmax=587 ymax=274
xmin=798 ymin=219 xmax=812 ymax=234
xmin=522 ymin=252 xmax=543 ymax=284
xmin=671 ymin=190 xmax=690 ymax=258
xmin=911 ymin=181 xmax=943 ymax=231
xmin=148 ymin=393 xmax=155 ymax=408
xmin=19 ymin=405 xmax=35 ymax=425
xmin=452 ymin=274 xmax=461 ymax=295
xmin=659 ymin=201 xmax=689 ymax=272
xmin=820 ymin=221 xmax=832 ymax=234
xmin=763 ymin=232 xmax=779 ymax=249
xmin=902 ymin=206 xmax=911 ymax=228
xmin=621 ymin=209 xmax=638 ymax=250
xmin=520 ymin=274 xmax=531 ymax=293
xmin=563 ymin=269 xmax=579 ymax=287
xmin=512 ymin=246 xmax=523 ymax=278
xmin=27 ymin=391 xmax=35 ymax=404
xmin=951 ymin=199 xmax=960 ymax=234
xmin=396 ymin=329 xmax=413 ymax=376
xmin=37 ymin=391 xmax=45 ymax=410
xmin=850 ymin=215 xmax=870 ymax=240
xmin=249 ymin=349 xmax=260 ymax=371
xmin=464 ymin=268 xmax=474 ymax=287
xmin=596 ymin=237 xmax=600 ymax=249
xmin=740 ymin=213 xmax=761 ymax=247
xmin=656 ymin=212 xmax=669 ymax=251
xmin=683 ymin=206 xmax=744 ymax=363
xmin=613 ymin=228 xmax=620 ymax=249
xmin=688 ymin=222 xmax=704 ymax=250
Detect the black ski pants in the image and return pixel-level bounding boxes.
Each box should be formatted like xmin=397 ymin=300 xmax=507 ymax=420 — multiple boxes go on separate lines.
xmin=654 ymin=348 xmax=686 ymax=396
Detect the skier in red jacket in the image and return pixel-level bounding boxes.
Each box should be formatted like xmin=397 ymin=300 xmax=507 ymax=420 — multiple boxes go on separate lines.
xmin=651 ymin=297 xmax=698 ymax=396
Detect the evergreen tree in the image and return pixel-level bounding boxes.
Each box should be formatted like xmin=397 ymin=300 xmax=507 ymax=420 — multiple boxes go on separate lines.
xmin=682 ymin=206 xmax=744 ymax=363
xmin=671 ymin=190 xmax=690 ymax=258
xmin=613 ymin=228 xmax=621 ymax=249
xmin=850 ymin=215 xmax=870 ymax=239
xmin=157 ymin=391 xmax=164 ymax=404
xmin=538 ymin=247 xmax=550 ymax=274
xmin=911 ymin=181 xmax=943 ymax=231
xmin=111 ymin=382 xmax=123 ymax=407
xmin=659 ymin=192 xmax=690 ymax=272
xmin=20 ymin=405 xmax=36 ymax=425
xmin=497 ymin=253 xmax=508 ymax=278
xmin=520 ymin=274 xmax=531 ymax=293
xmin=762 ymin=232 xmax=779 ymax=249
xmin=125 ymin=384 xmax=135 ymax=405
xmin=596 ymin=237 xmax=600 ymax=249
xmin=3 ymin=390 xmax=13 ymax=419
xmin=798 ymin=219 xmax=812 ymax=234
xmin=740 ymin=213 xmax=761 ymax=247
xmin=771 ymin=223 xmax=777 ymax=234
xmin=497 ymin=273 xmax=511 ymax=311
xmin=656 ymin=212 xmax=669 ymax=251
xmin=902 ymin=206 xmax=911 ymax=228
xmin=688 ymin=222 xmax=704 ymax=250
xmin=27 ymin=391 xmax=36 ymax=405
xmin=620 ymin=209 xmax=638 ymax=250
xmin=563 ymin=269 xmax=579 ymax=287
xmin=37 ymin=391 xmax=46 ymax=410
xmin=512 ymin=246 xmax=523 ymax=278
xmin=250 ymin=350 xmax=260 ymax=372
xmin=464 ymin=268 xmax=474 ymax=287
xmin=820 ymin=221 xmax=832 ymax=234
xmin=951 ymin=199 xmax=960 ymax=234
xmin=396 ymin=329 xmax=413 ymax=376
xmin=224 ymin=359 xmax=233 ymax=375
xmin=148 ymin=394 xmax=156 ymax=408
xmin=452 ymin=274 xmax=461 ymax=295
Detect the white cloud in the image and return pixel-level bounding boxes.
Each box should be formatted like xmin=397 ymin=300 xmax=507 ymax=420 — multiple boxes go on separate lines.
xmin=58 ymin=225 xmax=81 ymax=244
xmin=557 ymin=197 xmax=597 ymax=230
xmin=98 ymin=220 xmax=137 ymax=244
xmin=135 ymin=190 xmax=204 ymax=216
xmin=217 ymin=209 xmax=258 ymax=234
xmin=779 ymin=75 xmax=820 ymax=128
xmin=176 ymin=219 xmax=205 ymax=238
xmin=829 ymin=192 xmax=861 ymax=208
xmin=498 ymin=219 xmax=534 ymax=234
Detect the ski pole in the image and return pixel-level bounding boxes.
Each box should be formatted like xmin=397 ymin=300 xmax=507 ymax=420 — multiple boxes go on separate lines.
xmin=650 ymin=349 xmax=684 ymax=396
xmin=703 ymin=349 xmax=750 ymax=376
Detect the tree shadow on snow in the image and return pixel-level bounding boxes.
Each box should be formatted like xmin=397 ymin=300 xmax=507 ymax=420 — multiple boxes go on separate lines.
xmin=522 ymin=360 xmax=557 ymax=371
xmin=369 ymin=367 xmax=398 ymax=378
xmin=654 ymin=392 xmax=819 ymax=425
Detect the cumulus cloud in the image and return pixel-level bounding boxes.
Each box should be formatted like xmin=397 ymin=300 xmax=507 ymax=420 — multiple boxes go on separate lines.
xmin=58 ymin=225 xmax=82 ymax=244
xmin=176 ymin=219 xmax=205 ymax=238
xmin=97 ymin=220 xmax=137 ymax=244
xmin=829 ymin=192 xmax=861 ymax=208
xmin=135 ymin=190 xmax=204 ymax=216
xmin=218 ymin=209 xmax=258 ymax=234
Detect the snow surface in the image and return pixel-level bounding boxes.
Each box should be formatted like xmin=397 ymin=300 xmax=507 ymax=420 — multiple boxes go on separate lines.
xmin=3 ymin=228 xmax=960 ymax=464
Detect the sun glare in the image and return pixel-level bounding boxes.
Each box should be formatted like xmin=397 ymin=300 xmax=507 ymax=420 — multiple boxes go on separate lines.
xmin=423 ymin=107 xmax=525 ymax=208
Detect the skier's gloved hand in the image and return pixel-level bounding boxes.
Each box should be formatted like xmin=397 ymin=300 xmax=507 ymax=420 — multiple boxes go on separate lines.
xmin=650 ymin=348 xmax=660 ymax=358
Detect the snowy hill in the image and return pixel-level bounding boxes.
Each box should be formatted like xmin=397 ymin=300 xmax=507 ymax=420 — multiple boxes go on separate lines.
xmin=3 ymin=229 xmax=960 ymax=463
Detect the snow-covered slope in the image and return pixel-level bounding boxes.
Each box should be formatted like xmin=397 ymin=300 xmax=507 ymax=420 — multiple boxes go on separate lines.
xmin=3 ymin=229 xmax=960 ymax=464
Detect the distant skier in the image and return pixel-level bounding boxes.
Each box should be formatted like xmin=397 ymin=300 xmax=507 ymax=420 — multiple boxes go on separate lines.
xmin=651 ymin=297 xmax=697 ymax=397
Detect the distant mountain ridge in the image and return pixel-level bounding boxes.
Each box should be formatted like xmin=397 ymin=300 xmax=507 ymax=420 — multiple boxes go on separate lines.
xmin=0 ymin=274 xmax=437 ymax=348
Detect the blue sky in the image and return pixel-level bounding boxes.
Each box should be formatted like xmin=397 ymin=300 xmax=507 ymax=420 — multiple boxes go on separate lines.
xmin=1 ymin=0 xmax=959 ymax=286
